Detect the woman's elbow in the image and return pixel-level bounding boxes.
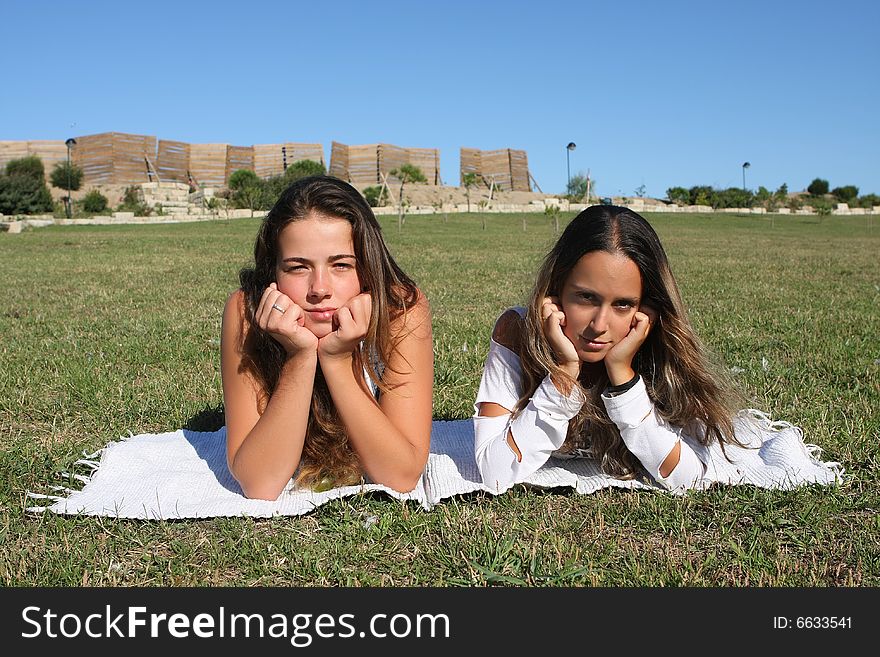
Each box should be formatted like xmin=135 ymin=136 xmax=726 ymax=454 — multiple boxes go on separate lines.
xmin=475 ymin=451 xmax=515 ymax=491
xmin=228 ymin=458 xmax=288 ymax=501
xmin=376 ymin=471 xmax=422 ymax=493
xmin=237 ymin=476 xmax=286 ymax=501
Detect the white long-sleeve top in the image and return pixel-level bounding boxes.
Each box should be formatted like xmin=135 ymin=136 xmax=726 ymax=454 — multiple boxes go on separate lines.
xmin=473 ymin=310 xmax=711 ymax=492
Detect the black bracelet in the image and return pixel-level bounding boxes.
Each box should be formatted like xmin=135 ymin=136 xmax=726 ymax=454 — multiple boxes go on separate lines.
xmin=606 ymin=373 xmax=640 ymax=395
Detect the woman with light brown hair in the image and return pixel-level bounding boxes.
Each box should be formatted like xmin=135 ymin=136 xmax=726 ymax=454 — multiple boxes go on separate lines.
xmin=474 ymin=204 xmax=744 ymax=491
xmin=222 ymin=175 xmax=433 ymax=500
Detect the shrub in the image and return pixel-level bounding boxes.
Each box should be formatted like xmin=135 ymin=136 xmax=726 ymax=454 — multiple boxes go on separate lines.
xmin=0 ymin=169 xmax=53 ymax=215
xmin=116 ymin=185 xmax=152 ymax=216
xmin=6 ymin=155 xmax=45 ymax=181
xmin=810 ymin=196 xmax=833 ymax=216
xmin=49 ymin=161 xmax=84 ymax=191
xmin=666 ymin=186 xmax=689 ymax=205
xmin=283 ymin=159 xmax=325 ymax=182
xmin=711 ymin=187 xmax=753 ymax=209
xmin=363 ymin=185 xmax=388 ymax=207
xmin=855 ymin=193 xmax=879 ymax=209
xmin=82 ymin=190 xmax=108 ymax=214
xmin=807 ymin=178 xmax=829 ymax=196
xmin=566 ymin=173 xmax=589 ymax=199
xmin=688 ymin=185 xmax=713 ymax=206
xmin=228 ymin=169 xmax=264 ymax=210
xmin=831 ymin=185 xmax=858 ymax=203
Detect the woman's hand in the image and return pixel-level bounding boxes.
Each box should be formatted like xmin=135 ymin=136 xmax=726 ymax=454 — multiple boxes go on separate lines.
xmin=318 ymin=293 xmax=372 ymax=361
xmin=541 ymin=296 xmax=581 ymax=378
xmin=257 ymin=283 xmax=318 ymax=355
xmin=604 ymin=308 xmax=655 ymax=384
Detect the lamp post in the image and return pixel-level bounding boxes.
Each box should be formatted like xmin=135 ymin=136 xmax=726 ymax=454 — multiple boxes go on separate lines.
xmin=65 ymin=137 xmax=77 ymax=218
xmin=566 ymin=142 xmax=576 ymax=193
xmin=741 ymin=161 xmax=750 ymax=191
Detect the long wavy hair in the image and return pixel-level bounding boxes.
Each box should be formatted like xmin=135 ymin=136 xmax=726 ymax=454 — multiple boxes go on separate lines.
xmin=514 ymin=205 xmax=743 ymax=478
xmin=236 ymin=175 xmax=420 ymax=489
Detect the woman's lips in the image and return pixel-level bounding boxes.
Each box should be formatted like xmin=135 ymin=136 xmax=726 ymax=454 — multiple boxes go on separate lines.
xmin=580 ymin=338 xmax=609 ymax=352
xmin=306 ymin=308 xmax=336 ymax=322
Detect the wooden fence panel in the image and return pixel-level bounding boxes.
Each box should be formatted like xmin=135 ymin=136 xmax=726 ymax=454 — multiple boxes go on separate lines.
xmin=254 ymin=143 xmax=325 ymax=179
xmin=157 ymin=140 xmax=191 ymax=183
xmin=189 ymin=143 xmax=228 ymax=187
xmin=348 ymin=144 xmax=379 ymax=186
xmin=378 ymin=144 xmax=407 ymax=185
xmin=0 ymin=140 xmax=67 ymax=178
xmin=459 ymin=147 xmax=530 ymax=191
xmin=459 ymin=147 xmax=483 ymax=186
xmin=330 ymin=142 xmax=440 ymax=187
xmin=508 ymin=149 xmax=530 ymax=192
xmin=72 ymin=132 xmax=156 ymax=185
xmin=329 ymin=141 xmax=350 ymax=181
xmin=225 ymin=145 xmax=255 ymax=182
xmin=406 ymin=147 xmax=439 ymax=185
xmin=114 ymin=133 xmax=157 ymax=185
xmin=482 ymin=149 xmax=513 ymax=190
xmin=72 ymin=133 xmax=115 ymax=185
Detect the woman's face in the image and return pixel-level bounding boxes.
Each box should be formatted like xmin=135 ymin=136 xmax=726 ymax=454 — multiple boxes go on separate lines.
xmin=275 ymin=213 xmax=362 ymax=339
xmin=558 ymin=250 xmax=644 ymax=363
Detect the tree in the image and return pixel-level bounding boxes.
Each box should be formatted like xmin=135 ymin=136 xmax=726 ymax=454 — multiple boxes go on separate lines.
xmin=389 ymin=163 xmax=426 ymax=230
xmin=0 ymin=156 xmax=53 ymax=215
xmin=228 ymin=169 xmax=264 ymax=210
xmin=807 ymin=178 xmax=829 ymax=196
xmin=82 ymin=190 xmax=108 ymax=214
xmin=6 ymin=155 xmax=46 ymax=180
xmin=666 ymin=187 xmax=690 ymax=205
xmin=461 ymin=172 xmax=479 ymax=212
xmin=283 ymin=159 xmax=325 ymax=182
xmin=566 ymin=172 xmax=589 ymax=200
xmin=831 ymin=185 xmax=858 ymax=203
xmin=49 ymin=161 xmax=84 ymax=191
xmin=362 ymin=185 xmax=388 ymax=207
xmin=688 ymin=185 xmax=713 ymax=206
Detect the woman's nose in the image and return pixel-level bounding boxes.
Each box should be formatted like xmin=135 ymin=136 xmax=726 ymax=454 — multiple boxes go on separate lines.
xmin=308 ymin=270 xmax=330 ymax=299
xmin=590 ymin=306 xmax=610 ymax=333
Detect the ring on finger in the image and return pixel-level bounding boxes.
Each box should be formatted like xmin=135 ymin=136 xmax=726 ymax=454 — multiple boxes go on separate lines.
xmin=271 ymin=303 xmax=286 ymax=314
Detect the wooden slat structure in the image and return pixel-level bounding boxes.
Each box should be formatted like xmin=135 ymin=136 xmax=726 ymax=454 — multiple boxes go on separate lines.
xmin=156 ymin=140 xmax=191 ymax=183
xmin=70 ymin=132 xmax=158 ymax=185
xmin=225 ymin=145 xmax=255 ymax=182
xmin=459 ymin=147 xmax=531 ymax=191
xmin=188 ymin=143 xmax=228 ymax=187
xmin=328 ymin=141 xmax=350 ymax=181
xmin=407 ymin=147 xmax=440 ymax=185
xmin=253 ymin=143 xmax=324 ymax=178
xmin=330 ymin=142 xmax=440 ymax=186
xmin=0 ymin=140 xmax=72 ymax=180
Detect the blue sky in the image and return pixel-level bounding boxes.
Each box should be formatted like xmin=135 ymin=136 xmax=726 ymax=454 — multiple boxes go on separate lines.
xmin=2 ymin=0 xmax=877 ymax=197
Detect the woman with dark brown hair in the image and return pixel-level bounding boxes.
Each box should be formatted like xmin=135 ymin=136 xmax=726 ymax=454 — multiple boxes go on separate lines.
xmin=474 ymin=204 xmax=744 ymax=492
xmin=222 ymin=176 xmax=433 ymax=500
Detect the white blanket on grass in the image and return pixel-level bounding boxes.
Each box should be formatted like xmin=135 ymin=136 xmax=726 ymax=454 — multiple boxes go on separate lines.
xmin=26 ymin=413 xmax=843 ymax=519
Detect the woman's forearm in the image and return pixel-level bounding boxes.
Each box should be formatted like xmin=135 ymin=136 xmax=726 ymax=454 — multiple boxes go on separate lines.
xmin=319 ymin=355 xmax=428 ymax=493
xmin=229 ymin=350 xmax=317 ymax=499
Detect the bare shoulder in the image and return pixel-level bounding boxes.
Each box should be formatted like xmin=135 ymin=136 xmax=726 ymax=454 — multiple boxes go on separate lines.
xmin=391 ymin=287 xmax=432 ymax=336
xmin=492 ymin=308 xmax=524 ymax=351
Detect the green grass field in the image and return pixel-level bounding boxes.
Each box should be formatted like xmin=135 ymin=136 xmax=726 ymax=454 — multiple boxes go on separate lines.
xmin=1 ymin=211 xmax=877 ymax=586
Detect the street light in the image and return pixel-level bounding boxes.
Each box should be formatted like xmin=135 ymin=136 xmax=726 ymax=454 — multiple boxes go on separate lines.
xmin=566 ymin=142 xmax=576 ymax=193
xmin=65 ymin=137 xmax=77 ymax=218
xmin=741 ymin=161 xmax=750 ymax=191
